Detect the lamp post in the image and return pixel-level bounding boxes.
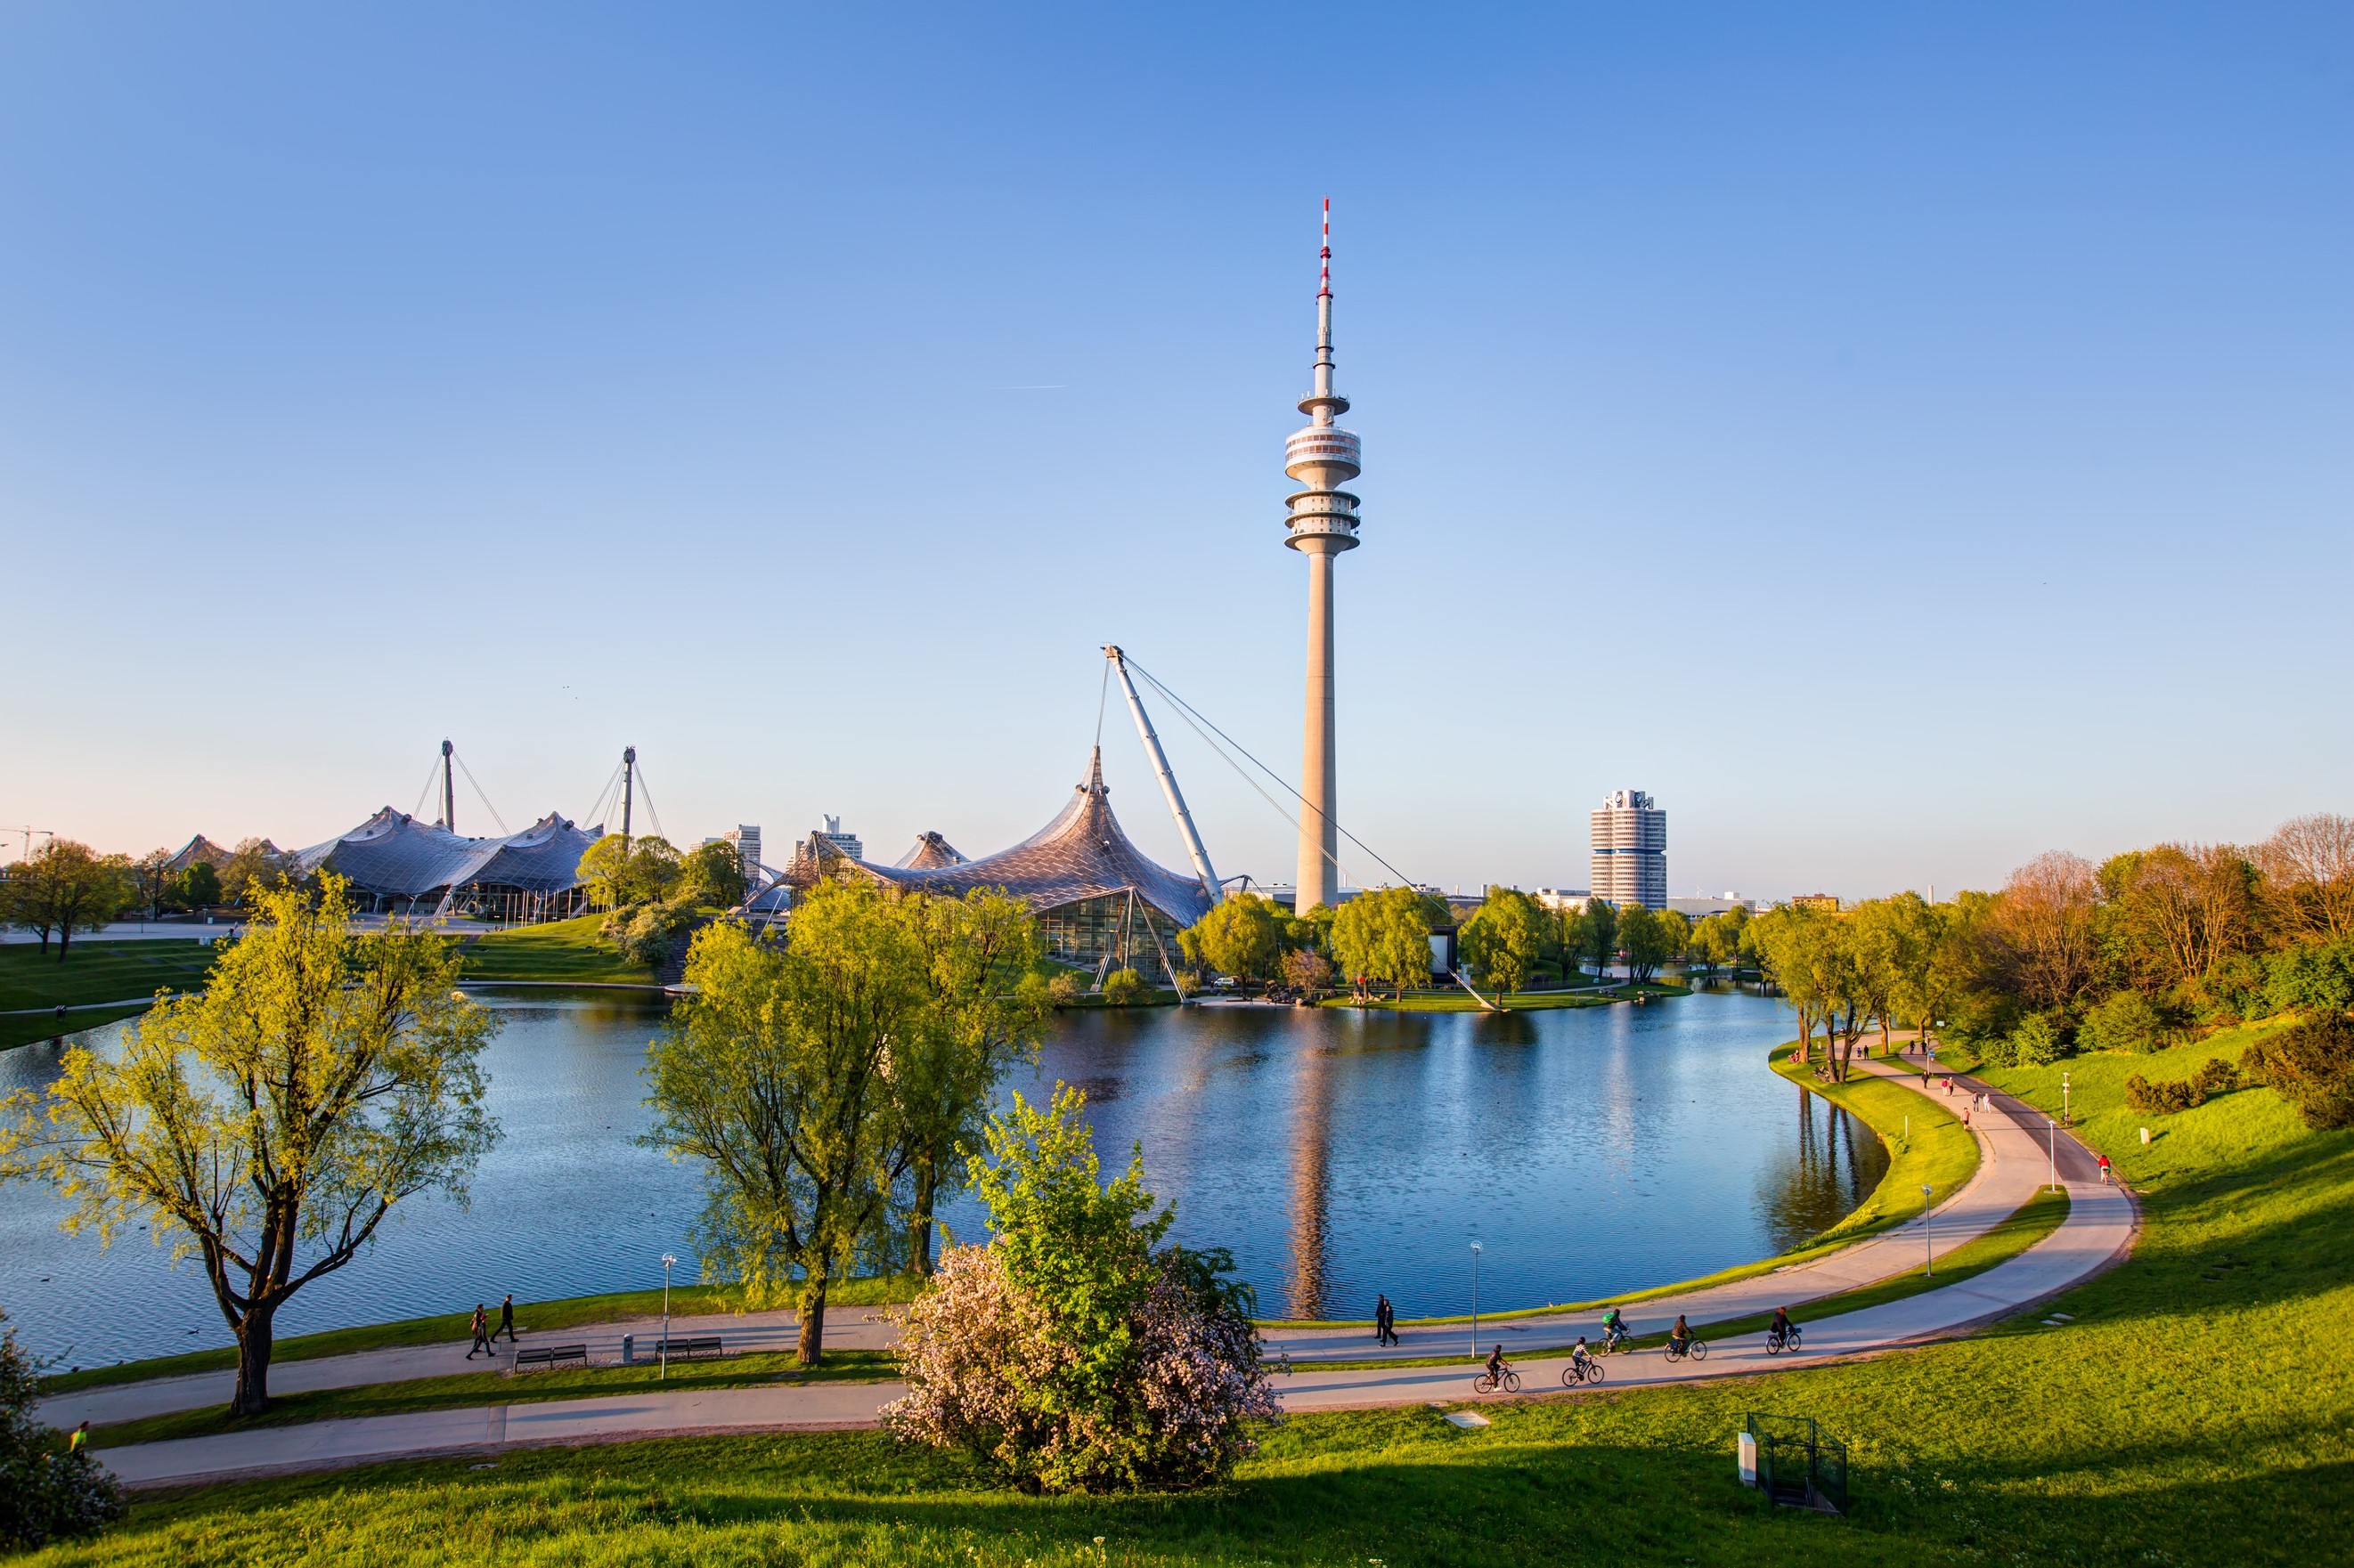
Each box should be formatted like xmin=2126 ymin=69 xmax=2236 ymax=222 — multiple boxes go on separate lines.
xmin=1922 ymin=1183 xmax=1935 ymax=1278
xmin=660 ymin=1253 xmax=677 ymax=1381
xmin=2047 ymin=1120 xmax=2058 ymax=1193
xmin=2062 ymin=1070 xmax=2072 ymax=1127
xmin=1470 ymin=1242 xmax=1482 ymax=1359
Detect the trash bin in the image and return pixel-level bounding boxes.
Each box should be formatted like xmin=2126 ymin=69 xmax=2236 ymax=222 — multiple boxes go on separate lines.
xmin=1738 ymin=1430 xmax=1758 ymax=1488
xmin=622 ymin=1333 xmax=635 ymax=1365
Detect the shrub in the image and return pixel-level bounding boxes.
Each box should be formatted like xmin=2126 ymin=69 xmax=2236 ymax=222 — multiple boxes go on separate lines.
xmin=1279 ymin=948 xmax=1332 ymax=997
xmin=884 ymin=1087 xmax=1280 ymax=1491
xmin=600 ymin=898 xmax=697 ymax=967
xmin=2240 ymin=1011 xmax=2354 ymax=1130
xmin=1101 ymin=968 xmax=1146 ymax=1005
xmin=0 ymin=1313 xmax=126 ymax=1548
xmin=2263 ymin=940 xmax=2354 ymax=1017
xmin=2008 ymin=1011 xmax=2072 ymax=1067
xmin=1045 ymin=971 xmax=1082 ymax=1006
xmin=2082 ymin=988 xmax=2169 ymax=1053
xmin=2123 ymin=1058 xmax=2242 ymax=1116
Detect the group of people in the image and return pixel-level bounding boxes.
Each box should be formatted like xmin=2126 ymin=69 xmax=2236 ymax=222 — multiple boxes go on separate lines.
xmin=1467 ymin=1304 xmax=1797 ymax=1387
xmin=465 ymin=1294 xmax=519 ymax=1358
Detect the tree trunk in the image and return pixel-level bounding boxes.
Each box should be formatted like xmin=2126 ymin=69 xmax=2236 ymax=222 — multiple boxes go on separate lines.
xmin=796 ymin=1275 xmax=829 ymax=1366
xmin=908 ymin=1160 xmax=939 ymax=1278
xmin=231 ymin=1301 xmax=276 ymax=1417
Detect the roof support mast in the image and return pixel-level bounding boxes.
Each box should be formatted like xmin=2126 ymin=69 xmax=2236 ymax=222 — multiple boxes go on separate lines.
xmin=1104 ymin=646 xmax=1221 ymax=907
xmin=440 ymin=739 xmax=456 ymax=833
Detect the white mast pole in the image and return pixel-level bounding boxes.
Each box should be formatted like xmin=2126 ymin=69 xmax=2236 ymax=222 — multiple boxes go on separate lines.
xmin=1104 ymin=646 xmax=1221 ymax=906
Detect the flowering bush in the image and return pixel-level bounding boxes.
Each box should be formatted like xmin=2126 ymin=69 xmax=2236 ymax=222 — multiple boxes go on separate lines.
xmin=883 ymin=1087 xmax=1281 ymax=1491
xmin=0 ymin=1314 xmax=126 ymax=1548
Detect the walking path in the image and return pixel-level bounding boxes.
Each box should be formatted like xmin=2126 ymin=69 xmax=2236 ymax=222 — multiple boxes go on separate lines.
xmin=79 ymin=1054 xmax=2136 ymax=1488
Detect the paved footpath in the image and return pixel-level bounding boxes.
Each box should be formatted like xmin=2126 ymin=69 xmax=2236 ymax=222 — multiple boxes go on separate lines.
xmin=86 ymin=1054 xmax=2136 ymax=1488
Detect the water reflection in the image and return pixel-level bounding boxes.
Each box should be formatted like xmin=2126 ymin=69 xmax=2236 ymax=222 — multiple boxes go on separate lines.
xmin=2 ymin=987 xmax=1884 ymax=1364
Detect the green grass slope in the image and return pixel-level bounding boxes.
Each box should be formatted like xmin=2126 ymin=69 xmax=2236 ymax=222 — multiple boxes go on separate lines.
xmin=457 ymin=914 xmax=656 ymax=984
xmin=30 ymin=1023 xmax=2353 ymax=1566
xmin=0 ymin=940 xmax=219 ymax=1051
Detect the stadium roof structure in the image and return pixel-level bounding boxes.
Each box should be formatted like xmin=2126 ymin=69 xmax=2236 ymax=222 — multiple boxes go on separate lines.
xmin=893 ymin=832 xmax=967 ymax=870
xmin=857 ymin=751 xmax=1214 ymax=930
xmin=295 ymin=808 xmax=603 ymax=900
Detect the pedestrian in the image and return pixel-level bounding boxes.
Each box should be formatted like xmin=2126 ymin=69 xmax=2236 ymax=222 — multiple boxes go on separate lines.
xmin=68 ymin=1420 xmax=88 ymax=1455
xmin=1375 ymin=1294 xmax=1398 ymax=1346
xmin=1962 ymin=1105 xmax=1972 ymax=1129
xmin=2097 ymin=1153 xmax=2112 ymax=1185
xmin=497 ymin=1293 xmax=517 ymax=1344
xmin=466 ymin=1302 xmax=492 ymax=1359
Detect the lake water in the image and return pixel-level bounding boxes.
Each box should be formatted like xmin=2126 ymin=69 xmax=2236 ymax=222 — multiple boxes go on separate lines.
xmin=0 ymin=987 xmax=1882 ymax=1368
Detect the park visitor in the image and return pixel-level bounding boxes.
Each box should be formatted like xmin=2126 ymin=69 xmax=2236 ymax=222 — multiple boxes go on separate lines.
xmin=497 ymin=1294 xmax=517 ymax=1344
xmin=466 ymin=1303 xmax=493 ymax=1359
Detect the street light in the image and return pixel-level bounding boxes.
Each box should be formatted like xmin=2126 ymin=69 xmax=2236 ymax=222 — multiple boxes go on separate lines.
xmin=2047 ymin=1120 xmax=2058 ymax=1192
xmin=1470 ymin=1242 xmax=1482 ymax=1358
xmin=660 ymin=1254 xmax=677 ymax=1380
xmin=2062 ymin=1070 xmax=2072 ymax=1127
xmin=1922 ymin=1183 xmax=1935 ymax=1278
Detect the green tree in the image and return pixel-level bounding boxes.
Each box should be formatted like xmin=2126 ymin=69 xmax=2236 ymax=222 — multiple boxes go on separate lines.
xmin=1179 ymin=892 xmax=1285 ymax=980
xmin=1 ymin=840 xmax=133 ymax=960
xmin=174 ymin=860 xmax=222 ymax=911
xmin=889 ymin=889 xmax=1045 ymax=1275
xmin=0 ymin=879 xmax=500 ymax=1415
xmin=1617 ymin=905 xmax=1671 ymax=983
xmin=1652 ymin=907 xmax=1690 ymax=968
xmin=578 ymin=833 xmax=684 ymax=908
xmin=217 ymin=839 xmax=292 ymax=907
xmin=1331 ymin=887 xmax=1435 ymax=998
xmin=680 ymin=839 xmax=749 ymax=909
xmin=642 ymin=881 xmax=928 ymax=1361
xmin=131 ymin=849 xmax=173 ymax=921
xmin=1577 ymin=898 xmax=1619 ymax=980
xmin=1460 ymin=888 xmax=1546 ymax=1002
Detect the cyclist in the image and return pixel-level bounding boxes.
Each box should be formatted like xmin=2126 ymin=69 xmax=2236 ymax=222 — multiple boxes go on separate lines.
xmin=1486 ymin=1344 xmax=1508 ymax=1385
xmin=1601 ymin=1307 xmax=1629 ymax=1350
xmin=1769 ymin=1306 xmax=1796 ymax=1349
xmin=1667 ymin=1314 xmax=1691 ymax=1355
xmin=1569 ymin=1336 xmax=1596 ymax=1377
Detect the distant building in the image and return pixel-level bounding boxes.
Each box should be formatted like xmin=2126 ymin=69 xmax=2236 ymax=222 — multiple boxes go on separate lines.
xmin=815 ymin=815 xmax=862 ymax=862
xmin=724 ymin=825 xmax=762 ymax=887
xmin=1666 ymin=892 xmax=1756 ymax=919
xmin=1534 ymin=888 xmax=1592 ymax=913
xmin=1590 ymin=790 xmax=1667 ymax=910
xmin=1791 ymin=892 xmax=1841 ymax=914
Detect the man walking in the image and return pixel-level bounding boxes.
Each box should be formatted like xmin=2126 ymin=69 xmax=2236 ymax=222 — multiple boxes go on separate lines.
xmin=466 ymin=1302 xmax=493 ymax=1360
xmin=1375 ymin=1294 xmax=1398 ymax=1347
xmin=497 ymin=1294 xmax=518 ymax=1345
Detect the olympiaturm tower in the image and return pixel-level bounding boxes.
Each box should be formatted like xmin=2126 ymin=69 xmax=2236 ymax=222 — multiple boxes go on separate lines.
xmin=1285 ymin=199 xmax=1361 ymax=913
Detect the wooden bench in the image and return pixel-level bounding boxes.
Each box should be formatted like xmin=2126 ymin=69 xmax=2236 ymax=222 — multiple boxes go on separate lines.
xmin=652 ymin=1335 xmax=723 ymax=1361
xmin=512 ymin=1344 xmax=588 ymax=1371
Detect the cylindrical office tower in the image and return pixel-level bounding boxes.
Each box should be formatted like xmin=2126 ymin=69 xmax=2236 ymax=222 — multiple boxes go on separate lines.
xmin=1284 ymin=200 xmax=1362 ymax=914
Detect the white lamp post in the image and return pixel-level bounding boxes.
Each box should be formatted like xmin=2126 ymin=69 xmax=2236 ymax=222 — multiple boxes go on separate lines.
xmin=2063 ymin=1070 xmax=2072 ymax=1127
xmin=1922 ymin=1183 xmax=1935 ymax=1278
xmin=660 ymin=1253 xmax=677 ymax=1380
xmin=2047 ymin=1120 xmax=2058 ymax=1192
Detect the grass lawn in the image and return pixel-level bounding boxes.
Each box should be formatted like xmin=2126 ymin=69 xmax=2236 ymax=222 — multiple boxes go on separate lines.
xmin=87 ymin=1352 xmax=900 ymax=1450
xmin=32 ymin=1022 xmax=2350 ymax=1565
xmin=39 ymin=1277 xmax=924 ymax=1396
xmin=456 ymin=914 xmax=656 ymax=984
xmin=0 ymin=940 xmax=219 ymax=1051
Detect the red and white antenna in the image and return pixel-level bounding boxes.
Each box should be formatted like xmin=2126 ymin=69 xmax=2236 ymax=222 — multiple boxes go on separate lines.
xmin=1319 ymin=197 xmax=1332 ymax=298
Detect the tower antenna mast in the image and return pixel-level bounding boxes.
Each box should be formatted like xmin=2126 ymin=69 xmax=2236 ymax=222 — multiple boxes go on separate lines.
xmin=1283 ymin=198 xmax=1362 ymax=912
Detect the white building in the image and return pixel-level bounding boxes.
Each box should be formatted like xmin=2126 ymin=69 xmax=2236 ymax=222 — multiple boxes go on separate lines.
xmin=725 ymin=825 xmax=762 ymax=887
xmin=1535 ymin=888 xmax=1593 ymax=913
xmin=815 ymin=815 xmax=862 ymax=862
xmin=1590 ymin=790 xmax=1667 ymax=910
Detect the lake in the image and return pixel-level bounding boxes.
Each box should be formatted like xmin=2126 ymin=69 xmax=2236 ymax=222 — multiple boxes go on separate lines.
xmin=0 ymin=986 xmax=1881 ymax=1368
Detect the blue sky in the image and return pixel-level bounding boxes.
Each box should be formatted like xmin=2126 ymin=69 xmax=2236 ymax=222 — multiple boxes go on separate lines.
xmin=3 ymin=3 xmax=2348 ymax=899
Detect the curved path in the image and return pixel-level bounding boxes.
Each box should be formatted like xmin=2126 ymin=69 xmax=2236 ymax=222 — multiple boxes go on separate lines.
xmin=78 ymin=1057 xmax=2135 ymax=1488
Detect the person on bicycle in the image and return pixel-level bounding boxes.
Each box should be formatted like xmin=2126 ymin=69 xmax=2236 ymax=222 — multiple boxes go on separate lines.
xmin=1486 ymin=1344 xmax=1507 ymax=1384
xmin=1601 ymin=1307 xmax=1628 ymax=1349
xmin=1570 ymin=1335 xmax=1594 ymax=1374
xmin=1770 ymin=1306 xmax=1794 ymax=1346
xmin=1668 ymin=1313 xmax=1691 ymax=1353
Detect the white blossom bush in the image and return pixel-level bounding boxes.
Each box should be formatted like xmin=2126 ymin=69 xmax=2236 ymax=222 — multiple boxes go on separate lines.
xmin=883 ymin=1087 xmax=1282 ymax=1491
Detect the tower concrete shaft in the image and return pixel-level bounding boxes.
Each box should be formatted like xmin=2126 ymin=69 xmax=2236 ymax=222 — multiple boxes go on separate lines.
xmin=1284 ymin=199 xmax=1360 ymax=913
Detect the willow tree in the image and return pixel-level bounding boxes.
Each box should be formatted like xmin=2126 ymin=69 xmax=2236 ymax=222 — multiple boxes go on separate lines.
xmin=1331 ymin=887 xmax=1435 ymax=998
xmin=645 ymin=881 xmax=931 ymax=1362
xmin=1460 ymin=888 xmax=1546 ymax=1002
xmin=0 ymin=880 xmax=500 ymax=1416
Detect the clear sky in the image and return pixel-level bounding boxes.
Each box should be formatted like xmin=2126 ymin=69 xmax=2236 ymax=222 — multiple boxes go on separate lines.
xmin=3 ymin=3 xmax=2348 ymax=900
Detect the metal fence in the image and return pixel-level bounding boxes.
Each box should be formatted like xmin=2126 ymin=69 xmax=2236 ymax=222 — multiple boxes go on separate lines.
xmin=1747 ymin=1412 xmax=1849 ymax=1515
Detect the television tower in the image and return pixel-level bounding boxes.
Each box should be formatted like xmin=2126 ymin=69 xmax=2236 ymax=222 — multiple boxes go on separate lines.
xmin=1284 ymin=199 xmax=1361 ymax=913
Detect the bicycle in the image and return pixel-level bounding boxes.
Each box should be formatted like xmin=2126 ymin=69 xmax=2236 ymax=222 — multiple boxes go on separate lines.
xmin=1600 ymin=1327 xmax=1632 ymax=1355
xmin=1560 ymin=1355 xmax=1606 ymax=1387
xmin=1472 ymin=1366 xmax=1522 ymax=1394
xmin=1663 ymin=1336 xmax=1708 ymax=1363
xmin=1764 ymin=1324 xmax=1802 ymax=1356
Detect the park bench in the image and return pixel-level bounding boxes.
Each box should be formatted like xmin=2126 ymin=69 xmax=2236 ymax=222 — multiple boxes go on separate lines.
xmin=512 ymin=1344 xmax=588 ymax=1371
xmin=652 ymin=1335 xmax=724 ymax=1361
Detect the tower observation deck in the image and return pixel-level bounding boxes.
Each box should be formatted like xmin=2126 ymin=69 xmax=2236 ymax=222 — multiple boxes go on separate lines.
xmin=1287 ymin=199 xmax=1361 ymax=913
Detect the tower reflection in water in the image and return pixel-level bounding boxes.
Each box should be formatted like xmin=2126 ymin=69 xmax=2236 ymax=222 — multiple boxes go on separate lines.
xmin=1285 ymin=1030 xmax=1334 ymax=1319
